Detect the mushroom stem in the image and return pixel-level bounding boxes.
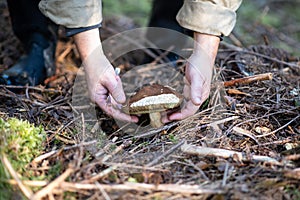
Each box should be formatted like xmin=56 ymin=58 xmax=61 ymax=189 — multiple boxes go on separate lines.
xmin=149 ymin=112 xmax=163 ymax=128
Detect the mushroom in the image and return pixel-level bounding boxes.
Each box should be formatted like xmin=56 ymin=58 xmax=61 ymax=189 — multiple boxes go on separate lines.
xmin=123 ymin=84 xmax=183 ymax=128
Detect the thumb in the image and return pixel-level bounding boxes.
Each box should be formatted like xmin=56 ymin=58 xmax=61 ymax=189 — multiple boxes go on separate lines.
xmin=106 ymin=75 xmax=126 ymax=104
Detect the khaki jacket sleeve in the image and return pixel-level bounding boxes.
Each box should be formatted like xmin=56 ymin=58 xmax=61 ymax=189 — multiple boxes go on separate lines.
xmin=39 ymin=0 xmax=102 ymax=28
xmin=176 ymin=0 xmax=242 ymax=36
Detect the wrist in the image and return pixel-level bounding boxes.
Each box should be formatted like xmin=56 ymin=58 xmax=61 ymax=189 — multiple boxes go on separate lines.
xmin=73 ymin=28 xmax=104 ymax=60
xmin=193 ymin=32 xmax=220 ymax=60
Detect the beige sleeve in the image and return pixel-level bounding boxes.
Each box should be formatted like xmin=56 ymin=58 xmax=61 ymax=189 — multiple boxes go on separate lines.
xmin=39 ymin=0 xmax=102 ymax=28
xmin=176 ymin=0 xmax=242 ymax=36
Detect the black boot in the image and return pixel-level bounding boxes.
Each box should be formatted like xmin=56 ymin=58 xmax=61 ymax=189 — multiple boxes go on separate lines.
xmin=0 ymin=32 xmax=56 ymax=86
xmin=0 ymin=0 xmax=57 ymax=86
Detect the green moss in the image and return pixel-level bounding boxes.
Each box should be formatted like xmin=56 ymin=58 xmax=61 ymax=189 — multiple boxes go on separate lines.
xmin=0 ymin=118 xmax=46 ymax=173
xmin=0 ymin=118 xmax=46 ymax=199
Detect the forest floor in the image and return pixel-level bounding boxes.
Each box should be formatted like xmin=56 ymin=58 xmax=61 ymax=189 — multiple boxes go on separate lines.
xmin=0 ymin=1 xmax=299 ymax=200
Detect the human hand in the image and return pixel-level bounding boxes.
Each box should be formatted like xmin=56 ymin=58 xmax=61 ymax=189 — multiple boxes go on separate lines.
xmin=162 ymin=53 xmax=212 ymax=123
xmin=162 ymin=33 xmax=220 ymax=123
xmin=73 ymin=29 xmax=138 ymax=123
xmin=85 ymin=56 xmax=138 ymax=123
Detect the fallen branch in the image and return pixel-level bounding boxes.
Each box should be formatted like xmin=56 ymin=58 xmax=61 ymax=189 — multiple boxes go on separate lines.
xmin=81 ymin=165 xmax=117 ymax=184
xmin=0 ymin=84 xmax=62 ymax=93
xmin=1 ymin=153 xmax=33 ymax=199
xmin=7 ymin=179 xmax=48 ymax=187
xmin=60 ymin=182 xmax=224 ymax=195
xmin=31 ymin=168 xmax=74 ymax=200
xmin=223 ymin=73 xmax=273 ymax=87
xmin=181 ymin=143 xmax=280 ymax=165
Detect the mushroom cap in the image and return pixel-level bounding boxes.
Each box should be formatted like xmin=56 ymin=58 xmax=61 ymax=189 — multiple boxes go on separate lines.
xmin=123 ymin=84 xmax=183 ymax=114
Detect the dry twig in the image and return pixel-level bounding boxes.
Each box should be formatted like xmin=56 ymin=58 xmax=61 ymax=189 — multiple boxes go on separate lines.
xmin=7 ymin=179 xmax=48 ymax=187
xmin=181 ymin=143 xmax=281 ymax=165
xmin=31 ymin=168 xmax=74 ymax=200
xmin=81 ymin=166 xmax=117 ymax=184
xmin=1 ymin=153 xmax=33 ymax=199
xmin=60 ymin=182 xmax=224 ymax=195
xmin=232 ymin=126 xmax=260 ymax=144
xmin=223 ymin=73 xmax=273 ymax=87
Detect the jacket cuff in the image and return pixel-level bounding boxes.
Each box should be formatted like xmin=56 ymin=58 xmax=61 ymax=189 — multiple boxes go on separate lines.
xmin=65 ymin=23 xmax=102 ymax=37
xmin=176 ymin=0 xmax=242 ymax=36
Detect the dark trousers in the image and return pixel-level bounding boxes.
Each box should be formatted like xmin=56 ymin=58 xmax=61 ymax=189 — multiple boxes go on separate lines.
xmin=148 ymin=0 xmax=184 ymax=33
xmin=146 ymin=0 xmax=192 ymax=62
xmin=7 ymin=0 xmax=191 ymax=53
xmin=7 ymin=0 xmax=55 ymax=51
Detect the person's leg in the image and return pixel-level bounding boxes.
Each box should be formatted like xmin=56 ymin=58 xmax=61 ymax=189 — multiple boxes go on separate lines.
xmin=144 ymin=0 xmax=192 ymax=64
xmin=1 ymin=0 xmax=57 ymax=86
xmin=148 ymin=0 xmax=184 ymax=33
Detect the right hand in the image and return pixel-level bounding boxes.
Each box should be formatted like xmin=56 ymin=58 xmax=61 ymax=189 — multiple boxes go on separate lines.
xmin=84 ymin=55 xmax=138 ymax=122
xmin=73 ymin=29 xmax=138 ymax=123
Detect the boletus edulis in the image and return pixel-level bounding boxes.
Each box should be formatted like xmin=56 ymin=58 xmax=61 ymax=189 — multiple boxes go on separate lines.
xmin=123 ymin=83 xmax=183 ymax=128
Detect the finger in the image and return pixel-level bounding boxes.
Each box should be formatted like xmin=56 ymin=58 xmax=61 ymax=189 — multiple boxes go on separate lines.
xmin=96 ymin=97 xmax=138 ymax=122
xmin=165 ymin=100 xmax=200 ymax=122
xmin=104 ymin=74 xmax=126 ymax=104
xmin=89 ymin=81 xmax=108 ymax=103
xmin=94 ymin=90 xmax=138 ymax=123
xmin=190 ymin=72 xmax=204 ymax=106
xmin=160 ymin=111 xmax=170 ymax=124
xmin=110 ymin=108 xmax=139 ymax=123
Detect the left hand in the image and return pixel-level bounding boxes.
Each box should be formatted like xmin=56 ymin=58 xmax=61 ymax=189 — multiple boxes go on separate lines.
xmin=162 ymin=32 xmax=220 ymax=123
xmin=162 ymin=52 xmax=212 ymax=123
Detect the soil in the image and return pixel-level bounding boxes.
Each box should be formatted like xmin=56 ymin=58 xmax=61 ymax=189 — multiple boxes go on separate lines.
xmin=0 ymin=1 xmax=299 ymax=200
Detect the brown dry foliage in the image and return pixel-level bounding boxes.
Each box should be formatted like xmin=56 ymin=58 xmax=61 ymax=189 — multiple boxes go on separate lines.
xmin=0 ymin=2 xmax=299 ymax=200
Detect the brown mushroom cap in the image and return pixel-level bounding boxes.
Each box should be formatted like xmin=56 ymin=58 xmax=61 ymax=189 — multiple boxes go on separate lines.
xmin=123 ymin=84 xmax=183 ymax=114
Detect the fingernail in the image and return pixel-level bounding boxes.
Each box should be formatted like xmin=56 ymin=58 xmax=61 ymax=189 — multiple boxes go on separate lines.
xmin=132 ymin=117 xmax=139 ymax=123
xmin=195 ymin=97 xmax=202 ymax=105
xmin=116 ymin=94 xmax=126 ymax=103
